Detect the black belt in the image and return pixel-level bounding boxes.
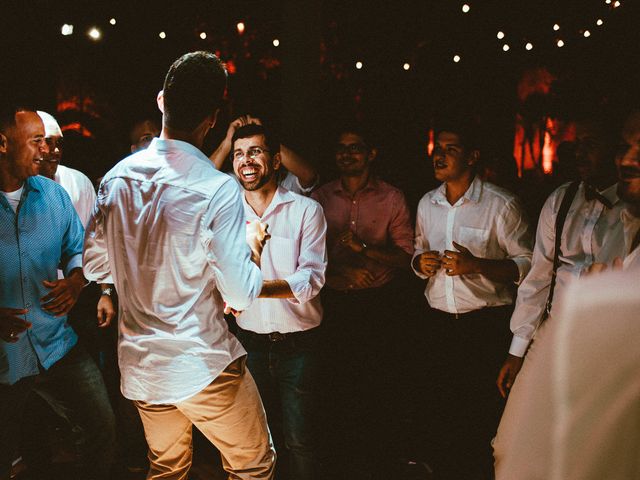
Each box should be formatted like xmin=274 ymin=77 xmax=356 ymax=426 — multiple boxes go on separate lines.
xmin=238 ymin=327 xmax=317 ymax=343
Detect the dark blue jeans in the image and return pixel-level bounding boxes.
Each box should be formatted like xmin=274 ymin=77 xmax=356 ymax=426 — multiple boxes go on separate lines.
xmin=237 ymin=327 xmax=320 ymax=480
xmin=0 ymin=343 xmax=116 ymax=480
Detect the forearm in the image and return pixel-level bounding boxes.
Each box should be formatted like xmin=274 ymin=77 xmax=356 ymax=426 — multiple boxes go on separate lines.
xmin=68 ymin=267 xmax=88 ymax=289
xmin=259 ymin=280 xmax=294 ymax=298
xmin=209 ymin=137 xmax=232 ymax=170
xmin=280 ymin=144 xmax=317 ymax=188
xmin=363 ymin=245 xmax=412 ymax=269
xmin=474 ymin=258 xmax=519 ymax=283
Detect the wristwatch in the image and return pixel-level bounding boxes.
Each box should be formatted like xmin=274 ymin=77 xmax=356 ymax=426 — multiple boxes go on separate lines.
xmin=101 ymin=287 xmax=113 ymax=297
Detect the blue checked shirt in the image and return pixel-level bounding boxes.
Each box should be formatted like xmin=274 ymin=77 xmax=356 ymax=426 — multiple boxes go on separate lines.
xmin=0 ymin=175 xmax=85 ymax=385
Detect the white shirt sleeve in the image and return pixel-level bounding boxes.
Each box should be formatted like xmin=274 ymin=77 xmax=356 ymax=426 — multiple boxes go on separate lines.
xmin=496 ymin=197 xmax=533 ymax=285
xmin=508 ymin=190 xmax=559 ymax=356
xmin=412 ymin=197 xmax=430 ymax=280
xmin=284 ymin=203 xmax=327 ymax=304
xmin=83 ymin=185 xmax=113 ymax=284
xmin=200 ymin=178 xmax=263 ymax=311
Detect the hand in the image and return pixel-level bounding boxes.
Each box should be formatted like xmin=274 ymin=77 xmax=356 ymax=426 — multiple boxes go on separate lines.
xmin=246 ymin=220 xmax=270 ymax=267
xmin=341 ymin=266 xmax=376 ymax=289
xmin=223 ymin=302 xmax=242 ymax=317
xmin=496 ymin=354 xmax=524 ymax=398
xmin=97 ymin=295 xmax=115 ymax=328
xmin=414 ymin=251 xmax=442 ymax=277
xmin=226 ymin=115 xmax=262 ymax=141
xmin=0 ymin=307 xmax=31 ymax=343
xmin=41 ymin=272 xmax=85 ymax=317
xmin=339 ymin=230 xmax=366 ymax=253
xmin=584 ymin=257 xmax=624 ymax=276
xmin=442 ymin=242 xmax=479 ymax=276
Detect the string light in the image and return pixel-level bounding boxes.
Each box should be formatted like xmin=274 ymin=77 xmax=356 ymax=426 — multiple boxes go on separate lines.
xmin=596 ymin=18 xmax=604 ymax=26
xmin=403 ymin=62 xmax=411 ymax=70
xmin=237 ymin=22 xmax=245 ymax=34
xmin=61 ymin=24 xmax=74 ymax=36
xmin=355 ymin=61 xmax=363 ymax=69
xmin=453 ymin=55 xmax=461 ymax=63
xmin=88 ymin=27 xmax=101 ymax=40
xmin=109 ymin=18 xmax=116 ymax=26
xmin=613 ymin=0 xmax=621 ymax=7
xmin=159 ymin=31 xmax=166 ymax=39
xmin=199 ymin=32 xmax=207 ymax=40
xmin=462 ymin=4 xmax=470 ymax=13
xmin=605 ymin=0 xmax=611 ymax=4
xmin=272 ymin=39 xmax=280 ymax=47
xmin=583 ymin=30 xmax=591 ymax=37
xmin=502 ymin=44 xmax=510 ymax=52
xmin=525 ymin=42 xmax=533 ymax=50
xmin=553 ymin=23 xmax=560 ymax=31
xmin=497 ymin=31 xmax=505 ymax=39
xmin=557 ymin=39 xmax=565 ymax=47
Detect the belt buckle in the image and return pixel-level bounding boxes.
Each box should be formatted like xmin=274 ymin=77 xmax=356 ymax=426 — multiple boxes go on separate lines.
xmin=268 ymin=332 xmax=285 ymax=342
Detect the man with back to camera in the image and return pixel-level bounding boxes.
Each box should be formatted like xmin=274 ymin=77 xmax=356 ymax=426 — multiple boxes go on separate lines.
xmin=231 ymin=122 xmax=327 ymax=479
xmin=412 ymin=118 xmax=533 ymax=479
xmin=83 ymin=51 xmax=276 ymax=479
xmin=0 ymin=105 xmax=115 ymax=480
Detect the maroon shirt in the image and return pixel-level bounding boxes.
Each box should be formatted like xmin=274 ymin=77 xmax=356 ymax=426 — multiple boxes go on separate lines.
xmin=312 ymin=177 xmax=414 ymax=289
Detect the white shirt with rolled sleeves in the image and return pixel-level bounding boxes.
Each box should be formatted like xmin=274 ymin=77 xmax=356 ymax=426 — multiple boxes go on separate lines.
xmin=83 ymin=138 xmax=262 ymax=404
xmin=54 ymin=165 xmax=96 ymax=227
xmin=237 ymin=186 xmax=327 ymax=334
xmin=412 ymin=176 xmax=533 ymax=314
xmin=507 ymin=182 xmax=639 ymax=357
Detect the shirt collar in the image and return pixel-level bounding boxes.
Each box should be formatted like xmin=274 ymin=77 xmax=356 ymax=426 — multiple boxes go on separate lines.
xmin=149 ymin=137 xmax=212 ymax=167
xmin=431 ymin=175 xmax=482 ymax=205
xmin=602 ymin=182 xmax=621 ymax=206
xmin=332 ymin=176 xmax=379 ymax=195
xmin=243 ymin=185 xmax=295 ymax=219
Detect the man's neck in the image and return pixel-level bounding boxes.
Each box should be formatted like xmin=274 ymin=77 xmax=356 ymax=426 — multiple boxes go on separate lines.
xmin=445 ymin=174 xmax=474 ymax=205
xmin=0 ymin=166 xmax=23 ymax=192
xmin=340 ymin=170 xmax=371 ymax=197
xmin=160 ymin=124 xmax=207 ymax=150
xmin=244 ymin=181 xmax=278 ymax=218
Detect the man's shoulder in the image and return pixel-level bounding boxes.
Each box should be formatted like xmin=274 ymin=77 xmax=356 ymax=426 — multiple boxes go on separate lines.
xmin=417 ymin=185 xmax=442 ymax=207
xmin=479 ymin=180 xmax=520 ymax=205
xmin=31 ymin=174 xmax=70 ymax=197
xmin=57 ymin=165 xmax=94 ymax=189
xmin=312 ymin=178 xmax=341 ymax=197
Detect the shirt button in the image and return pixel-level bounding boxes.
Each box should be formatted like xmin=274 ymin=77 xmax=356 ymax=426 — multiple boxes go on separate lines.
xmin=351 ymin=221 xmax=355 ymax=225
xmin=352 ymin=201 xmax=356 ymax=205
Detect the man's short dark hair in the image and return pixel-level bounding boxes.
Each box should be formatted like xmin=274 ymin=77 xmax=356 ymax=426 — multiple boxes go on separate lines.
xmin=434 ymin=116 xmax=481 ymax=153
xmin=231 ymin=123 xmax=280 ymax=154
xmin=162 ymin=51 xmax=227 ymax=132
xmin=0 ymin=105 xmax=35 ymax=136
xmin=335 ymin=123 xmax=375 ymax=149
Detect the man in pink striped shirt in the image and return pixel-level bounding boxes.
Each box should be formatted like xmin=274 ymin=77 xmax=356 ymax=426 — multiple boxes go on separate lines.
xmin=312 ymin=125 xmax=413 ymax=476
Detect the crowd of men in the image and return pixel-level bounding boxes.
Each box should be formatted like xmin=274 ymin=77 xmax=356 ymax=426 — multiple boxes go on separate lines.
xmin=1 ymin=50 xmax=639 ymax=480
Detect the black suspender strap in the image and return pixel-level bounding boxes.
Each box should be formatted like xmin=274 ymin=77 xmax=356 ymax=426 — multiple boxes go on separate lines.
xmin=542 ymin=180 xmax=581 ymax=322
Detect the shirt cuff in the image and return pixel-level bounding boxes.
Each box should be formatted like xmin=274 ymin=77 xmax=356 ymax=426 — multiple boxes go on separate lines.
xmin=64 ymin=254 xmax=84 ymax=278
xmin=508 ymin=335 xmax=531 ymax=357
xmin=511 ymin=257 xmax=531 ymax=285
xmin=284 ymin=272 xmax=311 ymax=305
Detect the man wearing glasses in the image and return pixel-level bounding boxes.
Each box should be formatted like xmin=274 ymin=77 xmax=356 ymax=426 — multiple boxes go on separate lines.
xmin=311 ymin=125 xmax=413 ymax=476
xmin=231 ymin=123 xmax=327 ymax=480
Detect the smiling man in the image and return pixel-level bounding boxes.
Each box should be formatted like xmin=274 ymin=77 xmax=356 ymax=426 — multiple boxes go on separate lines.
xmin=412 ymin=118 xmax=533 ymax=479
xmin=0 ymin=106 xmax=115 ymax=479
xmin=231 ymin=123 xmax=327 ymax=480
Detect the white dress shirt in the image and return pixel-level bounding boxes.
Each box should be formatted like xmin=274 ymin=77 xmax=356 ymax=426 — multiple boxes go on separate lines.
xmin=508 ymin=182 xmax=640 ymax=356
xmin=412 ymin=176 xmax=533 ymax=314
xmin=54 ymin=165 xmax=96 ymax=227
xmin=237 ymin=186 xmax=327 ymax=334
xmin=83 ymin=138 xmax=262 ymax=404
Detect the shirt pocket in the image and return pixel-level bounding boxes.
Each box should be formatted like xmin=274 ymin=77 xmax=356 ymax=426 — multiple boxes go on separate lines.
xmin=457 ymin=226 xmax=490 ymax=257
xmin=265 ymin=235 xmax=298 ymax=276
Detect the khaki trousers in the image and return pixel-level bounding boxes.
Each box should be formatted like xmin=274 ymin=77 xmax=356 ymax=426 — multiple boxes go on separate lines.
xmin=135 ymin=356 xmax=276 ymax=480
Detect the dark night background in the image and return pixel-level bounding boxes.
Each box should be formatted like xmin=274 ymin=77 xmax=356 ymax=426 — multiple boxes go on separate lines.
xmin=3 ymin=0 xmax=640 ymax=205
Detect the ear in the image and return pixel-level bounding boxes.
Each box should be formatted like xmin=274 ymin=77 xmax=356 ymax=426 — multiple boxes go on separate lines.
xmin=272 ymin=152 xmax=282 ymax=171
xmin=208 ymin=109 xmax=220 ymax=129
xmin=368 ymin=147 xmax=378 ymax=162
xmin=468 ymin=149 xmax=480 ymax=167
xmin=0 ymin=133 xmax=7 ymax=155
xmin=130 ymin=145 xmax=136 ymax=154
xmin=156 ymin=90 xmax=165 ymax=114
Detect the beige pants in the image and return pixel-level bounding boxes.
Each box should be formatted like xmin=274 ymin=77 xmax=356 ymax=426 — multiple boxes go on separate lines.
xmin=135 ymin=357 xmax=276 ymax=480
